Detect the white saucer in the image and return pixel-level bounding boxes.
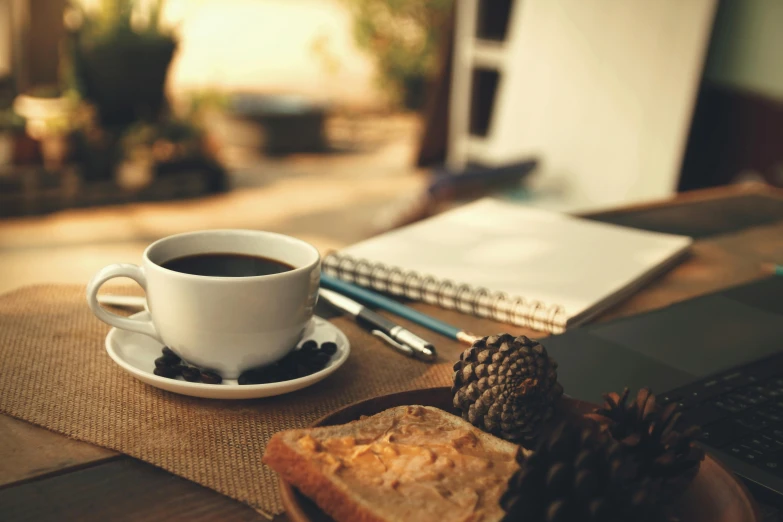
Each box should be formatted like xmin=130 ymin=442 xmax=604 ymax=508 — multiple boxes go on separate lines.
xmin=105 ymin=311 xmax=350 ymax=399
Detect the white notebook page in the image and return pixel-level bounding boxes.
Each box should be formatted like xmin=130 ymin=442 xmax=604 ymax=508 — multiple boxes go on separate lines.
xmin=340 ymin=198 xmax=691 ymax=323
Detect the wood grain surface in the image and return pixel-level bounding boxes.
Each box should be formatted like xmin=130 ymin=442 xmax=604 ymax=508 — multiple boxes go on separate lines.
xmin=0 ymin=415 xmax=118 ymax=488
xmin=2 ymin=184 xmax=783 ymax=521
xmin=0 ymin=459 xmax=265 ymax=522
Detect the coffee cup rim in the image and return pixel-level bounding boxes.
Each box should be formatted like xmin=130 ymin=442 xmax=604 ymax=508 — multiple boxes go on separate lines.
xmin=143 ymin=229 xmax=320 ymax=281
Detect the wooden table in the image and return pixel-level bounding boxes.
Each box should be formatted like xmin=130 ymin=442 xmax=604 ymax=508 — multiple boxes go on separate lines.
xmin=3 ymin=184 xmax=783 ymax=521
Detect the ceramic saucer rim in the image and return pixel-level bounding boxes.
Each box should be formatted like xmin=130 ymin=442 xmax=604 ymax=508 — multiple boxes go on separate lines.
xmin=105 ymin=311 xmax=350 ymax=397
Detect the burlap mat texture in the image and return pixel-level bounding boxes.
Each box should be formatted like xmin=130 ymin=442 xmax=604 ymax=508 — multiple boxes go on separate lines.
xmin=0 ymin=285 xmax=463 ymax=516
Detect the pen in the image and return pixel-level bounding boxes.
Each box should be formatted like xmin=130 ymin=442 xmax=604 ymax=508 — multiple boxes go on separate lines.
xmin=318 ymin=288 xmax=437 ymax=361
xmin=320 ymin=273 xmax=478 ymax=346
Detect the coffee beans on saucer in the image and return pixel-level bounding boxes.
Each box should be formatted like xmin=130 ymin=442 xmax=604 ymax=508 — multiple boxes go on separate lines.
xmin=320 ymin=342 xmax=337 ymax=356
xmin=238 ymin=341 xmax=337 ymax=385
xmin=153 ymin=347 xmax=223 ymax=384
xmin=161 ymin=347 xmax=180 ymax=363
xmin=152 ymin=341 xmax=336 ymax=385
xmin=200 ymin=371 xmax=223 ymax=385
xmin=153 ymin=364 xmax=181 ymax=379
xmin=181 ymin=366 xmax=201 ymax=382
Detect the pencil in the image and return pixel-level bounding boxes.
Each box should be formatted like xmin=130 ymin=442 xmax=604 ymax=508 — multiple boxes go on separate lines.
xmin=320 ymin=273 xmax=478 ymax=346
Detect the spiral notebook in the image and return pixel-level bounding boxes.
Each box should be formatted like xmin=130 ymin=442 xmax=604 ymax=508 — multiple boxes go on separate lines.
xmin=323 ymin=198 xmax=692 ymax=333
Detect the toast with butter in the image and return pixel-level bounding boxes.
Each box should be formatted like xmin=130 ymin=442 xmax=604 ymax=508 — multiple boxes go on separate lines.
xmin=263 ymin=405 xmax=521 ymax=522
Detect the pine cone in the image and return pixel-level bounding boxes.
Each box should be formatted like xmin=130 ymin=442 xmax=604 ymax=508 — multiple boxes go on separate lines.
xmin=586 ymin=388 xmax=705 ymax=497
xmin=452 ymin=333 xmax=563 ymax=446
xmin=500 ymin=420 xmax=660 ymax=522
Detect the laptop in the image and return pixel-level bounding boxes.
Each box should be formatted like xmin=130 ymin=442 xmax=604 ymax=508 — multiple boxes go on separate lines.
xmin=543 ymin=275 xmax=783 ymax=502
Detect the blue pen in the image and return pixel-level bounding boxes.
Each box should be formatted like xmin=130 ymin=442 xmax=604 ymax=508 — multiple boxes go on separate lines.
xmin=320 ymin=273 xmax=478 ymax=346
xmin=319 ymin=288 xmax=436 ymax=361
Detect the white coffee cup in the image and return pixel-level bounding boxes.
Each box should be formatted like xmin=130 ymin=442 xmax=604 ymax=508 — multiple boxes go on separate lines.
xmin=87 ymin=230 xmax=320 ymax=378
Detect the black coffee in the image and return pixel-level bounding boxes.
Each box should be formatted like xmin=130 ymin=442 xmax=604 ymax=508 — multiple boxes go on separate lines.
xmin=161 ymin=253 xmax=294 ymax=277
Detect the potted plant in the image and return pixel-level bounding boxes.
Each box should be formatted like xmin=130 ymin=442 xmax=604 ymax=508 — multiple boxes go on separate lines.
xmin=116 ymin=116 xmax=225 ymax=193
xmin=0 ymin=109 xmax=26 ymax=166
xmin=343 ymin=0 xmax=452 ymax=111
xmin=65 ymin=0 xmax=177 ymax=128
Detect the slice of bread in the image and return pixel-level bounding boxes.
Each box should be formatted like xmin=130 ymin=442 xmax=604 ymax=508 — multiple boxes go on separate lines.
xmin=264 ymin=405 xmax=521 ymax=522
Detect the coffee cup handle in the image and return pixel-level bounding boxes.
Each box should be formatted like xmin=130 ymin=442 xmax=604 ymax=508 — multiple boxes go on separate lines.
xmin=86 ymin=263 xmax=161 ymax=342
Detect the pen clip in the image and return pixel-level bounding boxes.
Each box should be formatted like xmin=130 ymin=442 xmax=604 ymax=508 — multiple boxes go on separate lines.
xmin=371 ymin=330 xmax=415 ymax=357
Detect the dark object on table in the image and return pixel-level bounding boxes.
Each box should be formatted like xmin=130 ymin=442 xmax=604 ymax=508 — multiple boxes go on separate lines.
xmin=452 ymin=333 xmax=563 ymax=446
xmin=180 ymin=367 xmax=200 ymax=382
xmin=153 ymin=365 xmax=180 ymax=379
xmin=280 ymin=387 xmax=759 ymax=522
xmin=500 ymin=421 xmax=658 ymax=522
xmin=377 ymin=159 xmax=538 ymax=230
xmin=320 ymin=342 xmax=338 ymax=356
xmin=237 ymin=341 xmax=335 ymax=385
xmin=587 ymin=388 xmax=705 ymax=496
xmin=153 ymin=348 xmax=224 ymax=385
xmin=428 ymin=159 xmax=539 ymax=199
xmin=543 ymin=276 xmax=783 ymax=505
xmin=161 ymin=347 xmax=180 ymax=363
xmin=200 ymin=371 xmax=223 ymax=385
xmin=585 ymin=190 xmax=783 ymax=239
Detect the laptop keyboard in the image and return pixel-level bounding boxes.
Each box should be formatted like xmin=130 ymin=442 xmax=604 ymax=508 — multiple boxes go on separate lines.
xmin=663 ymin=352 xmax=783 ymax=477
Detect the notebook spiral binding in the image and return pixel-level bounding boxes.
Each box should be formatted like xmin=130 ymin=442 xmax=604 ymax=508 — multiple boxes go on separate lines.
xmin=322 ymin=252 xmax=567 ymax=333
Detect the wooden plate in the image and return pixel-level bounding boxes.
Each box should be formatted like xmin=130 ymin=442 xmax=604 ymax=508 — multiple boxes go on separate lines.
xmin=279 ymin=387 xmax=760 ymax=522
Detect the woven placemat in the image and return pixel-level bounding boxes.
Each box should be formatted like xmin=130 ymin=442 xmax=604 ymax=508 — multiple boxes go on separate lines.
xmin=0 ymin=285 xmax=463 ymax=517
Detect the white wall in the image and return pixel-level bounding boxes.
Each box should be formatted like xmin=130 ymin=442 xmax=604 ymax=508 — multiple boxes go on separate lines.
xmin=450 ymin=0 xmax=717 ymax=212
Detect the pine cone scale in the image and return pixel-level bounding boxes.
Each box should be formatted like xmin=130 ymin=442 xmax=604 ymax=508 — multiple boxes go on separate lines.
xmin=452 ymin=334 xmax=563 ymax=446
xmin=501 ymin=421 xmax=659 ymax=522
xmin=590 ymin=387 xmax=705 ymax=502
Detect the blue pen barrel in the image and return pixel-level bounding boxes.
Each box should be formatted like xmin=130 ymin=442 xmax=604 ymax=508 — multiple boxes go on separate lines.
xmin=319 ymin=273 xmax=462 ymax=340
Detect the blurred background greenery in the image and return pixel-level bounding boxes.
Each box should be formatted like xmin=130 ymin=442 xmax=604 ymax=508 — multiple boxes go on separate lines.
xmin=343 ymin=0 xmax=452 ymax=110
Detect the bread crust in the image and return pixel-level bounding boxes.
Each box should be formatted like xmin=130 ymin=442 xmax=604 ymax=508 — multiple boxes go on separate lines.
xmin=263 ymin=406 xmax=520 ymax=522
xmin=266 ymin=435 xmax=387 ymax=522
